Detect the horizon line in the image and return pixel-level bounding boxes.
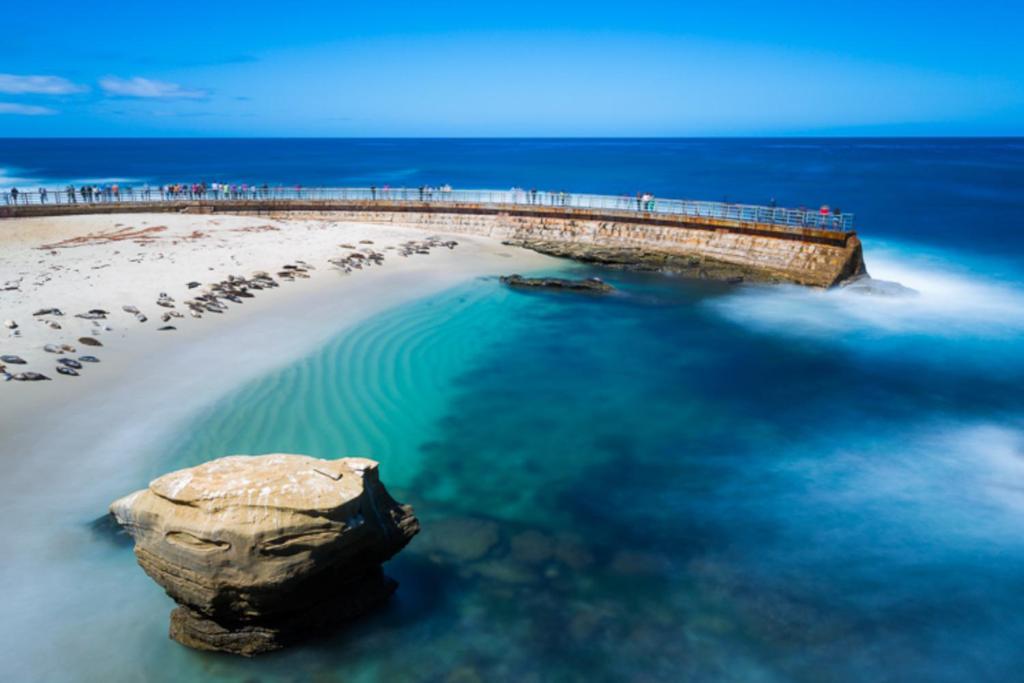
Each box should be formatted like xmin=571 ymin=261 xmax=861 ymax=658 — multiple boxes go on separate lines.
xmin=1 ymin=135 xmax=1022 ymax=141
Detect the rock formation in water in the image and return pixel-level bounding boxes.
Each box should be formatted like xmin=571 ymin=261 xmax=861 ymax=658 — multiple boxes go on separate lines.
xmin=839 ymin=273 xmax=918 ymax=297
xmin=502 ymin=240 xmax=768 ymax=283
xmin=110 ymin=454 xmax=419 ymax=656
xmin=499 ymin=274 xmax=614 ymax=292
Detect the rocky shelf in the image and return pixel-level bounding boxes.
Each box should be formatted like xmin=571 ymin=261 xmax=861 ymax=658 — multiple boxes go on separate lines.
xmin=502 ymin=240 xmax=777 ymax=283
xmin=499 ymin=274 xmax=614 ymax=293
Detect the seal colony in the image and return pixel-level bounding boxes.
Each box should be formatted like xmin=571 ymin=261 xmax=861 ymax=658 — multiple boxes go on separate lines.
xmin=0 ymin=212 xmax=460 ymax=384
xmin=109 ymin=454 xmax=419 ymax=656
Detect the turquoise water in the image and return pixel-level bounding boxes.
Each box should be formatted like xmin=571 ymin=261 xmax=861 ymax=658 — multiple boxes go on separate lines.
xmin=128 ymin=245 xmax=1024 ymax=682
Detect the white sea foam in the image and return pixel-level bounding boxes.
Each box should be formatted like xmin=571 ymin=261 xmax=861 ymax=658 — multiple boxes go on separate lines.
xmin=783 ymin=420 xmax=1024 ymax=548
xmin=0 ymin=166 xmax=40 ymax=188
xmin=708 ymin=240 xmax=1024 ymax=345
xmin=0 ymin=167 xmax=145 ymax=190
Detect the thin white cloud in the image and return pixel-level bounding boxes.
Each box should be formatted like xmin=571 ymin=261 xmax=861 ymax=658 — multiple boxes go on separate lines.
xmin=99 ymin=76 xmax=207 ymax=99
xmin=0 ymin=74 xmax=86 ymax=95
xmin=0 ymin=103 xmax=57 ymax=116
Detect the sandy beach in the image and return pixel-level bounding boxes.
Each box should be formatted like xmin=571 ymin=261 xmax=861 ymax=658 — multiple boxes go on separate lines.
xmin=0 ymin=212 xmax=556 ymax=444
xmin=0 ymin=211 xmax=560 ymax=678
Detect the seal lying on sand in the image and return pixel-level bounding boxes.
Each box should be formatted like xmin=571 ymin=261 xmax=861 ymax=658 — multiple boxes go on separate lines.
xmin=14 ymin=372 xmax=50 ymax=381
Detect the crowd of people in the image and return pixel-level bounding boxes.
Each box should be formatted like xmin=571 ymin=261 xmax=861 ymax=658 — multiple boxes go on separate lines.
xmin=1 ymin=184 xmax=847 ymax=228
xmin=5 ymin=183 xmax=654 ymax=210
xmin=3 ymin=182 xmax=289 ymax=204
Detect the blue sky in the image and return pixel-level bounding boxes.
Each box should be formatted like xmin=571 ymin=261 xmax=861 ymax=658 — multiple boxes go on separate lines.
xmin=1 ymin=0 xmax=1021 ymax=136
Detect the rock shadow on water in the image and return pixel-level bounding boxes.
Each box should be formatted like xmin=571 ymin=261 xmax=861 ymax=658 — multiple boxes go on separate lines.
xmin=88 ymin=511 xmax=133 ymax=548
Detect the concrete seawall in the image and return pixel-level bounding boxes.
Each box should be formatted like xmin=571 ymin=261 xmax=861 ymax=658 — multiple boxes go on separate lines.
xmin=1 ymin=199 xmax=865 ymax=287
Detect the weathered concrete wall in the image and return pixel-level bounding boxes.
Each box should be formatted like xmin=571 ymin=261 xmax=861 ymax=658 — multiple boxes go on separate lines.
xmin=1 ymin=199 xmax=864 ymax=287
xmin=270 ymin=209 xmax=863 ymax=287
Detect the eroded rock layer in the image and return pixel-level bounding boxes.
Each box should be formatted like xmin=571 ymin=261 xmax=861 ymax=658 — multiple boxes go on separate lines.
xmin=110 ymin=454 xmax=419 ymax=656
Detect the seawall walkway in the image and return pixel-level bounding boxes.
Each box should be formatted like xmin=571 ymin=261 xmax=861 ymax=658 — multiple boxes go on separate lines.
xmin=1 ymin=187 xmax=863 ymax=287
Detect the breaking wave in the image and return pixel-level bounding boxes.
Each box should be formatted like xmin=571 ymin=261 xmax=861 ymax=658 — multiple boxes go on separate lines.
xmin=707 ymin=240 xmax=1024 ymax=371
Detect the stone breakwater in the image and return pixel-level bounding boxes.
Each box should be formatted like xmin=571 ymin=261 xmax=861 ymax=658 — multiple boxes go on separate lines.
xmin=314 ymin=209 xmax=864 ymax=288
xmin=4 ymin=201 xmax=866 ymax=287
xmin=109 ymin=454 xmax=419 ymax=656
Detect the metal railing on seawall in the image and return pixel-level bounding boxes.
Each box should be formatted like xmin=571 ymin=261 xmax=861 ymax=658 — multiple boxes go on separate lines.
xmin=0 ymin=186 xmax=855 ymax=232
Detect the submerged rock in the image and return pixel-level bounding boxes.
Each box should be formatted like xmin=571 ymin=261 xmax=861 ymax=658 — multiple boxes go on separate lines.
xmin=416 ymin=516 xmax=500 ymax=563
xmin=839 ymin=274 xmax=918 ymax=297
xmin=109 ymin=454 xmax=419 ymax=656
xmin=500 ymin=274 xmax=614 ymax=293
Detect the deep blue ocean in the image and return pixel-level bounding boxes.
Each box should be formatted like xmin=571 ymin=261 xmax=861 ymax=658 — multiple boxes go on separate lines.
xmin=3 ymin=138 xmax=1024 ymax=682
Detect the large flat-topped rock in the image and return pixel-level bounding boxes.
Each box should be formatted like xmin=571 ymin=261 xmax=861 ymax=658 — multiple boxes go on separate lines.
xmin=148 ymin=453 xmax=374 ymax=512
xmin=111 ymin=454 xmax=419 ymax=656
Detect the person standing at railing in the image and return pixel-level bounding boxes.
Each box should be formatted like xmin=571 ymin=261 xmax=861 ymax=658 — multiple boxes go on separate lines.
xmin=370 ymin=185 xmax=377 ymax=200
xmin=66 ymin=185 xmax=76 ymax=203
xmin=39 ymin=188 xmax=48 ymax=204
